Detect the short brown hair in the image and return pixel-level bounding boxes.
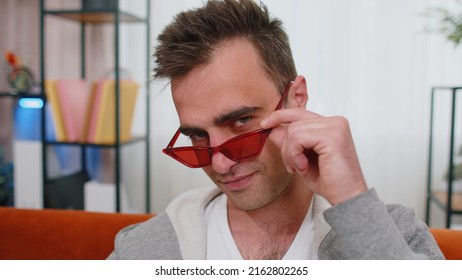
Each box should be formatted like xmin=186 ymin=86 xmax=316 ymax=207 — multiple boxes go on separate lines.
xmin=153 ymin=0 xmax=297 ymax=92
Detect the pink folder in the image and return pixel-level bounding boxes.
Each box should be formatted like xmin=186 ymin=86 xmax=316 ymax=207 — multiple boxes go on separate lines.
xmin=56 ymin=80 xmax=91 ymax=142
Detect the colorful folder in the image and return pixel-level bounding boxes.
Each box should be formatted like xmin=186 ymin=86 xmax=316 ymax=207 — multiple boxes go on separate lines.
xmin=44 ymin=80 xmax=66 ymax=141
xmin=87 ymin=79 xmax=139 ymax=144
xmin=56 ymin=80 xmax=91 ymax=142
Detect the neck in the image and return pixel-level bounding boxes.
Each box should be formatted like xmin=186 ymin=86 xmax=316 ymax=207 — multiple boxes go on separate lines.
xmin=227 ymin=176 xmax=313 ymax=259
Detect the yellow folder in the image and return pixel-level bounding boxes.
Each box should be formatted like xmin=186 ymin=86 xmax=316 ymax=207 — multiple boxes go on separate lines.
xmin=92 ymin=80 xmax=139 ymax=144
xmin=44 ymin=80 xmax=67 ymax=141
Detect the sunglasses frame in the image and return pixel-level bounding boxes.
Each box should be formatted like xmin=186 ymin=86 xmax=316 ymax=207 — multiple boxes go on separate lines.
xmin=163 ymin=81 xmax=294 ymax=168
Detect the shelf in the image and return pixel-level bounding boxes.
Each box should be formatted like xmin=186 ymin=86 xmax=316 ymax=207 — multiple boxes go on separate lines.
xmin=0 ymin=93 xmax=16 ymax=98
xmin=44 ymin=10 xmax=147 ymax=24
xmin=0 ymin=92 xmax=45 ymax=99
xmin=44 ymin=136 xmax=147 ymax=148
xmin=432 ymin=191 xmax=462 ymax=213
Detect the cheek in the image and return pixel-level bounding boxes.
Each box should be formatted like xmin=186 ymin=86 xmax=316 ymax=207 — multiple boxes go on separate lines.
xmin=202 ymin=166 xmax=220 ymax=185
xmin=202 ymin=166 xmax=214 ymax=177
xmin=261 ymin=140 xmax=284 ymax=165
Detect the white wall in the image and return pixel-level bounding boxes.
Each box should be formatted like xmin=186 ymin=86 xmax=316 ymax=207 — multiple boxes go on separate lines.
xmin=148 ymin=0 xmax=462 ymax=223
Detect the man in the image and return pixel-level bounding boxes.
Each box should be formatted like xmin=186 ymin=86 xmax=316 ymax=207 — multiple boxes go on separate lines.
xmin=108 ymin=0 xmax=443 ymax=260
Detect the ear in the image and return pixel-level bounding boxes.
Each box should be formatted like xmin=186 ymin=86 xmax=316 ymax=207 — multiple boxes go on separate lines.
xmin=288 ymin=75 xmax=308 ymax=108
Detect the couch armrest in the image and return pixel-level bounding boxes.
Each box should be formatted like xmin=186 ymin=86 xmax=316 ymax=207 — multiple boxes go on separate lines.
xmin=430 ymin=228 xmax=462 ymax=260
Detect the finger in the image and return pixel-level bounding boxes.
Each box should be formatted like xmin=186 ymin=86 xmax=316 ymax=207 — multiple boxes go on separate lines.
xmin=267 ymin=127 xmax=301 ymax=174
xmin=269 ymin=122 xmax=314 ymax=174
xmin=280 ymin=122 xmax=315 ymax=174
xmin=267 ymin=126 xmax=286 ymax=150
xmin=260 ymin=108 xmax=322 ymax=129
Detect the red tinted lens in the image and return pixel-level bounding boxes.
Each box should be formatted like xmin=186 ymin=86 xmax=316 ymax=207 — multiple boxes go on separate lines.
xmin=171 ymin=148 xmax=212 ymax=168
xmin=219 ymin=130 xmax=270 ymax=161
xmin=167 ymin=129 xmax=271 ymax=168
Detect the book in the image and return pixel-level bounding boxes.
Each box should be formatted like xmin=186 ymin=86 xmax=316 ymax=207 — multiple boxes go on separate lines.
xmin=56 ymin=80 xmax=91 ymax=142
xmin=44 ymin=80 xmax=66 ymax=141
xmin=88 ymin=80 xmax=139 ymax=144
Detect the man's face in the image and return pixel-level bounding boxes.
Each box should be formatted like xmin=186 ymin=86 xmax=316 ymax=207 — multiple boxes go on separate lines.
xmin=171 ymin=38 xmax=293 ymax=211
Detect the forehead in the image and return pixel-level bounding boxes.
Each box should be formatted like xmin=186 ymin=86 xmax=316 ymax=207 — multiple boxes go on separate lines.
xmin=171 ymin=39 xmax=278 ymax=127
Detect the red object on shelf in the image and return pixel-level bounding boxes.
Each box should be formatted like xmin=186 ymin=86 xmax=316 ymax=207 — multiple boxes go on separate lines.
xmin=4 ymin=51 xmax=19 ymax=68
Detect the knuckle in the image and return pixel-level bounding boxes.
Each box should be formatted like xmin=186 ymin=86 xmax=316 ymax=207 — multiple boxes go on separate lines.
xmin=330 ymin=116 xmax=351 ymax=134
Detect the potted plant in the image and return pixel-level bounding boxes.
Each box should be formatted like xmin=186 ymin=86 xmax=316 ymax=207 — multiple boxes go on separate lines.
xmin=426 ymin=0 xmax=462 ymax=46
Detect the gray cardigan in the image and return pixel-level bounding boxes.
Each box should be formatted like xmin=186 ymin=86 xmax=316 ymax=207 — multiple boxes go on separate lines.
xmin=108 ymin=188 xmax=444 ymax=260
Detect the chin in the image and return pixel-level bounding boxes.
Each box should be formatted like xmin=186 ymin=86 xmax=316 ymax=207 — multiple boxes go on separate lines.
xmin=224 ymin=186 xmax=275 ymax=211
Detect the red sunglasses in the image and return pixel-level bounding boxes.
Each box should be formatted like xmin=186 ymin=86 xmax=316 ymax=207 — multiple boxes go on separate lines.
xmin=163 ymin=82 xmax=293 ymax=168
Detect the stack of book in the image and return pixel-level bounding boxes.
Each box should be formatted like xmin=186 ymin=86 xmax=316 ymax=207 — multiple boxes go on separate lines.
xmin=45 ymin=79 xmax=139 ymax=144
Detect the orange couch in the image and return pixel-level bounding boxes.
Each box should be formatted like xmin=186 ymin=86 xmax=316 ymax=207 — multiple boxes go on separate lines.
xmin=0 ymin=207 xmax=461 ymax=260
xmin=0 ymin=207 xmax=153 ymax=260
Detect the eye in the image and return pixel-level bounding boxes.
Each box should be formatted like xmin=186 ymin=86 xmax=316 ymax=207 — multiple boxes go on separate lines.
xmin=189 ymin=131 xmax=209 ymax=145
xmin=232 ymin=116 xmax=253 ymax=130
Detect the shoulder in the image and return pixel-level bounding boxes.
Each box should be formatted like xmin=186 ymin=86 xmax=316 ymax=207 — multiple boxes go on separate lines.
xmin=108 ymin=212 xmax=182 ymax=259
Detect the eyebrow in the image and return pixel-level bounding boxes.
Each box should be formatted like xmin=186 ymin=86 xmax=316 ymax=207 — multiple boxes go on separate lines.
xmin=179 ymin=126 xmax=206 ymax=137
xmin=214 ymin=106 xmax=261 ymax=126
xmin=178 ymin=106 xmax=262 ymax=137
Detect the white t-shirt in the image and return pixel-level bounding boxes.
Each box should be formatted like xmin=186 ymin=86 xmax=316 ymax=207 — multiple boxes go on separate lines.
xmin=204 ymin=193 xmax=317 ymax=260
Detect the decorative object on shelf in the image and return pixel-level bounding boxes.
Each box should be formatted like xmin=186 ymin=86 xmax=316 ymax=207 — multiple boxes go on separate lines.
xmin=3 ymin=51 xmax=37 ymax=94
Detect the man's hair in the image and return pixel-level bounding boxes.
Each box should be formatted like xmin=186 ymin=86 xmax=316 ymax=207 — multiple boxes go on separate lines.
xmin=153 ymin=0 xmax=297 ymax=92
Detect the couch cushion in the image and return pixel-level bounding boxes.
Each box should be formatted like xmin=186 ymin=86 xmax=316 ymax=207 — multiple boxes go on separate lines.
xmin=0 ymin=207 xmax=153 ymax=260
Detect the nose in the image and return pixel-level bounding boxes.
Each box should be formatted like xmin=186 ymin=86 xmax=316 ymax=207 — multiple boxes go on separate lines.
xmin=209 ymin=132 xmax=237 ymax=174
xmin=211 ymin=152 xmax=237 ymax=174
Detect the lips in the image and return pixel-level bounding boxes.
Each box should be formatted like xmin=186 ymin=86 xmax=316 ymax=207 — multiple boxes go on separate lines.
xmin=221 ymin=172 xmax=256 ymax=191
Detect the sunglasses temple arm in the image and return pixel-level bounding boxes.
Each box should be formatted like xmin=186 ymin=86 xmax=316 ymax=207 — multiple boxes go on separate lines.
xmin=274 ymin=81 xmax=294 ymax=110
xmin=166 ymin=128 xmax=181 ymax=150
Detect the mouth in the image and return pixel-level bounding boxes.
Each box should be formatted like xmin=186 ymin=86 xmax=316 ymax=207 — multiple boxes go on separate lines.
xmin=220 ymin=172 xmax=256 ymax=191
